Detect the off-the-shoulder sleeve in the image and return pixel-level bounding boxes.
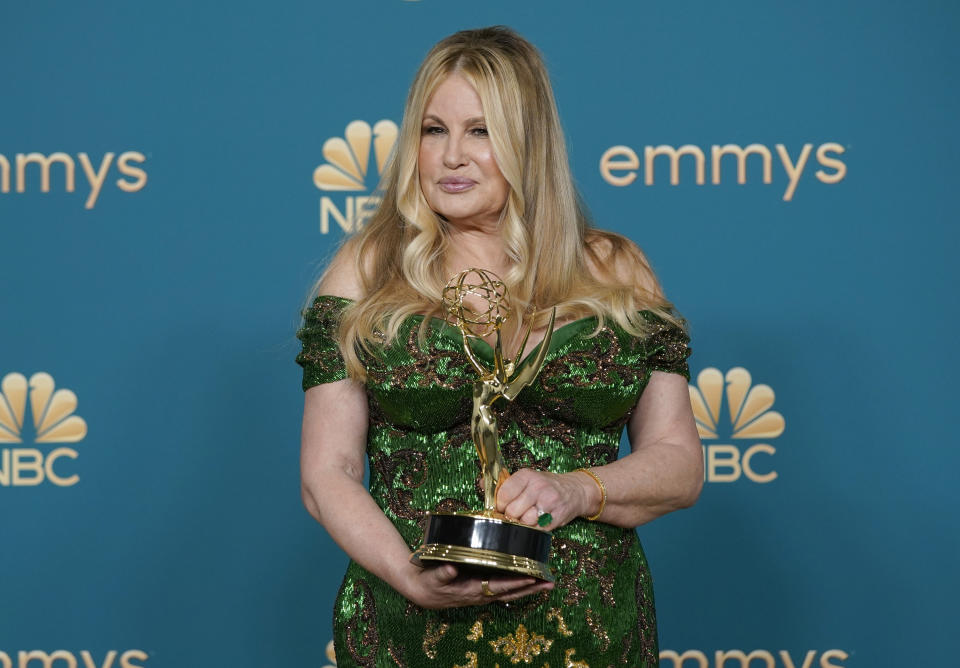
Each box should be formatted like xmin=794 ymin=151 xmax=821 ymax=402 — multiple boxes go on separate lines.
xmin=295 ymin=295 xmax=351 ymax=390
xmin=640 ymin=312 xmax=692 ymax=380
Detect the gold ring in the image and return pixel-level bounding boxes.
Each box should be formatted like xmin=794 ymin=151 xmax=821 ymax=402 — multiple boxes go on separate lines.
xmin=481 ymin=580 xmax=495 ymax=597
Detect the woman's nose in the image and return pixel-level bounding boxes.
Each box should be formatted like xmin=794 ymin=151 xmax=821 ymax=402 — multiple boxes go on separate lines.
xmin=443 ymin=136 xmax=467 ymax=168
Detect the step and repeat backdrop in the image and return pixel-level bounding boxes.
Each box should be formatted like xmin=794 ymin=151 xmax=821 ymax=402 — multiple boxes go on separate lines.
xmin=1 ymin=1 xmax=956 ymax=666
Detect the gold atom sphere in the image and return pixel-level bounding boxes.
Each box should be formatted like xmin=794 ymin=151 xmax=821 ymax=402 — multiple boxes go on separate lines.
xmin=442 ymin=268 xmax=509 ymax=338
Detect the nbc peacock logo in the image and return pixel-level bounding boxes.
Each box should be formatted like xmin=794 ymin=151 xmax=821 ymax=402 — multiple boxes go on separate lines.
xmin=0 ymin=372 xmax=87 ymax=487
xmin=688 ymin=367 xmax=785 ymax=483
xmin=314 ymin=119 xmax=398 ymax=235
xmin=321 ymin=640 xmax=337 ymax=668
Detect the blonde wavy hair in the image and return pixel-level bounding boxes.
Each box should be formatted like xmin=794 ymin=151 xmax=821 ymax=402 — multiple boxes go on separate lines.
xmin=322 ymin=26 xmax=681 ymax=379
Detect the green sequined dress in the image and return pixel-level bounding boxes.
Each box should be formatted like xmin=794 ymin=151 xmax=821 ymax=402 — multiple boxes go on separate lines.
xmin=296 ymin=295 xmax=691 ymax=668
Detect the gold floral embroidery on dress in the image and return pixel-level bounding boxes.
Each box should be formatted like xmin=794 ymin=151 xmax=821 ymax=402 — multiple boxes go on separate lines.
xmin=422 ymin=619 xmax=450 ymax=659
xmin=435 ymin=497 xmax=471 ymax=515
xmin=370 ymin=448 xmax=428 ymax=521
xmin=437 ymin=421 xmax=472 ymax=460
xmin=343 ymin=579 xmax=379 ymax=667
xmin=553 ymin=529 xmax=622 ymax=608
xmin=594 ymin=567 xmax=616 ymax=608
xmin=516 ymin=403 xmax=585 ymax=460
xmin=546 ymin=608 xmax=574 ymax=637
xmin=367 ymin=322 xmax=470 ymax=390
xmin=563 ymin=648 xmax=590 ymax=668
xmin=642 ymin=315 xmax=692 ymax=378
xmin=584 ymin=607 xmax=609 ymax=652
xmin=295 ymin=296 xmax=350 ymax=387
xmin=489 ymin=624 xmax=554 ymax=664
xmin=635 ymin=564 xmax=658 ymax=665
xmin=499 ymin=420 xmax=554 ymax=471
xmin=539 ymin=327 xmax=624 ymax=393
xmin=618 ymin=632 xmax=634 ymax=666
xmin=386 ymin=640 xmax=407 ymax=667
xmin=466 ymin=620 xmax=484 ymax=642
xmin=452 ymin=652 xmax=479 ymax=668
xmin=552 ymin=539 xmax=593 ymax=606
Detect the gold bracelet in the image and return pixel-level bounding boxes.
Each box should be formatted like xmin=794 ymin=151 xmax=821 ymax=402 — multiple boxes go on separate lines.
xmin=574 ymin=468 xmax=607 ymax=521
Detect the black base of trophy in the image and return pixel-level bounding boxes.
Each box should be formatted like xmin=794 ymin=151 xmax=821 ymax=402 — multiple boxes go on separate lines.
xmin=410 ymin=511 xmax=553 ymax=582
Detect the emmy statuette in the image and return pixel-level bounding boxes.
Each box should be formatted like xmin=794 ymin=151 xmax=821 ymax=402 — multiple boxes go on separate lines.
xmin=411 ymin=269 xmax=557 ymax=581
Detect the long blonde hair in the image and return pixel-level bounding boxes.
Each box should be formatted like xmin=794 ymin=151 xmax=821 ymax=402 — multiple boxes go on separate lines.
xmin=324 ymin=26 xmax=680 ymax=379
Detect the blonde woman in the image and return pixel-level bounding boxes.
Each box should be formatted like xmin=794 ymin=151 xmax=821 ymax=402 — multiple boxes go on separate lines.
xmin=297 ymin=26 xmax=702 ymax=667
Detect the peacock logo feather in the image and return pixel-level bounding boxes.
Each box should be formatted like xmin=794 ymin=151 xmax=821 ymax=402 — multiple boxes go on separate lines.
xmin=0 ymin=372 xmax=87 ymax=444
xmin=688 ymin=367 xmax=785 ymax=440
xmin=313 ymin=120 xmax=398 ymax=191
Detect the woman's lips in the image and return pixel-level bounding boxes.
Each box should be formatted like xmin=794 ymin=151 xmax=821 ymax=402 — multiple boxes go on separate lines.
xmin=438 ymin=177 xmax=476 ymax=193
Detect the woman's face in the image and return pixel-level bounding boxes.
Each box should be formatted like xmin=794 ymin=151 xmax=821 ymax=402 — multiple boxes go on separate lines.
xmin=418 ymin=74 xmax=510 ymax=230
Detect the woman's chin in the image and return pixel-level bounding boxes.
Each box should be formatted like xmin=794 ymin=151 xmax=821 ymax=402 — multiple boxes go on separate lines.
xmin=434 ymin=209 xmax=503 ymax=230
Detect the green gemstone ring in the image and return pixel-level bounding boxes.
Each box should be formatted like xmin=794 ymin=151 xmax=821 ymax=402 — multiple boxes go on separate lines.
xmin=537 ymin=512 xmax=553 ymax=528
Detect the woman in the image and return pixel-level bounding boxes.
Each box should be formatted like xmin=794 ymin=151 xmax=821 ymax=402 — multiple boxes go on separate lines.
xmin=297 ymin=26 xmax=702 ymax=667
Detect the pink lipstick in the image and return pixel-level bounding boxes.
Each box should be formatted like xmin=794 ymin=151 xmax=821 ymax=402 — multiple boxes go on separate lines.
xmin=438 ymin=177 xmax=476 ymax=193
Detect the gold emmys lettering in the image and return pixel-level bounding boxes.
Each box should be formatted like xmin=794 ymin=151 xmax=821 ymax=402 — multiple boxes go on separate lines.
xmin=659 ymin=649 xmax=849 ymax=668
xmin=599 ymin=142 xmax=846 ymax=201
xmin=0 ymin=151 xmax=147 ymax=209
xmin=0 ymin=650 xmax=149 ymax=668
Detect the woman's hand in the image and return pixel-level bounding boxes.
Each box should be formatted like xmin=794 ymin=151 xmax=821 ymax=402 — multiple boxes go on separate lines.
xmin=495 ymin=469 xmax=601 ymax=530
xmin=400 ymin=562 xmax=553 ymax=610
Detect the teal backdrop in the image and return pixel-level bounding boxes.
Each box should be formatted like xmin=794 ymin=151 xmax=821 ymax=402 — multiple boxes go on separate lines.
xmin=1 ymin=1 xmax=956 ymax=666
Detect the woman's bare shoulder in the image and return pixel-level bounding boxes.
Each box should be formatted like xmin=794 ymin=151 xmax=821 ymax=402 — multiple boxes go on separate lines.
xmin=315 ymin=236 xmax=365 ymax=300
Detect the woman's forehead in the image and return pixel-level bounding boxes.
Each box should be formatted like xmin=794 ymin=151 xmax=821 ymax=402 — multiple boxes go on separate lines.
xmin=423 ymin=74 xmax=484 ymax=118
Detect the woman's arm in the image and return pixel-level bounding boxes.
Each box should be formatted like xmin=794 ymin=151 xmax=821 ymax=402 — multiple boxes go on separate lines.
xmin=590 ymin=370 xmax=703 ymax=526
xmin=497 ymin=371 xmax=703 ymax=529
xmin=300 ymin=378 xmax=410 ymax=588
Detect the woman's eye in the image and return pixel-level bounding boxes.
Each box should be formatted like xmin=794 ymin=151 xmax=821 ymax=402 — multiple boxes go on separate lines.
xmin=422 ymin=125 xmax=445 ymax=135
xmin=471 ymin=127 xmax=489 ymax=136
